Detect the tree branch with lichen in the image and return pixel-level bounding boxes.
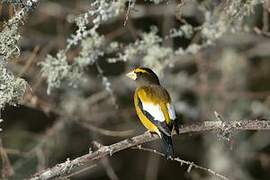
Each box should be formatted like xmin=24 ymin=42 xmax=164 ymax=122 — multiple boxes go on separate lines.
xmin=29 ymin=119 xmax=270 ymax=180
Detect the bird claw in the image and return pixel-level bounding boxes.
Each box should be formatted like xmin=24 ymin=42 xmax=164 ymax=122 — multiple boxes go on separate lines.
xmin=146 ymin=130 xmax=156 ymax=137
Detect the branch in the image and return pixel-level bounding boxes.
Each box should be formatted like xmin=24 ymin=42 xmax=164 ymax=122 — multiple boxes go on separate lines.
xmin=93 ymin=141 xmax=119 ymax=180
xmin=29 ymin=120 xmax=270 ymax=180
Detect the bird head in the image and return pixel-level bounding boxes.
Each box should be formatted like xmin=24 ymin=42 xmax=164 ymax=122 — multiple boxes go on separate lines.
xmin=126 ymin=67 xmax=160 ymax=85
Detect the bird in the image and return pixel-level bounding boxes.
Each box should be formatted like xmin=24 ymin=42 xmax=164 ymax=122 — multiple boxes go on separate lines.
xmin=126 ymin=67 xmax=179 ymax=159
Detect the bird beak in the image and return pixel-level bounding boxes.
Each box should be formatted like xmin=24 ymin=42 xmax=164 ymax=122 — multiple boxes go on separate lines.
xmin=126 ymin=70 xmax=137 ymax=80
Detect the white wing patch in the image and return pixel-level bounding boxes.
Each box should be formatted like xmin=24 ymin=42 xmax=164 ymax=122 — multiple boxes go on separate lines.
xmin=141 ymin=102 xmax=165 ymax=122
xmin=167 ymin=103 xmax=176 ymax=120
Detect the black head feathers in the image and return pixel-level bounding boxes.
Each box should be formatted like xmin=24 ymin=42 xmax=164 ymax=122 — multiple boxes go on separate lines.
xmin=127 ymin=67 xmax=160 ymax=85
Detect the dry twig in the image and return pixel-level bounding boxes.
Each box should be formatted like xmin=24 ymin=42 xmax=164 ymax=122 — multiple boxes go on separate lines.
xmin=132 ymin=146 xmax=229 ymax=180
xmin=93 ymin=141 xmax=119 ymax=180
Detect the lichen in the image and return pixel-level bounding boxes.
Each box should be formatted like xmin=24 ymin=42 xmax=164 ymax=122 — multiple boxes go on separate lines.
xmin=0 ymin=63 xmax=27 ymax=109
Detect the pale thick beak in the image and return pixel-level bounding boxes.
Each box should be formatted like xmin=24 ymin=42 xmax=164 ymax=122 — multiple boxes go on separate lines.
xmin=126 ymin=71 xmax=137 ymax=80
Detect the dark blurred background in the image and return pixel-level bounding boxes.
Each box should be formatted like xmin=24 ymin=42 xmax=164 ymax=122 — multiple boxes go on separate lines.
xmin=1 ymin=0 xmax=270 ymax=179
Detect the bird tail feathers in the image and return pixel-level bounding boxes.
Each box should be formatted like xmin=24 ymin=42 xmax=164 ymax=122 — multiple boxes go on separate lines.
xmin=160 ymin=131 xmax=174 ymax=159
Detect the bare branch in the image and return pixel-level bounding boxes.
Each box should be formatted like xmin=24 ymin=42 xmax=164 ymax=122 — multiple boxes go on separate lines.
xmin=93 ymin=141 xmax=119 ymax=180
xmin=29 ymin=120 xmax=270 ymax=180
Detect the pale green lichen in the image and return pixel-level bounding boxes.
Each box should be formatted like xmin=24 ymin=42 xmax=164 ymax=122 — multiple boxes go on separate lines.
xmin=108 ymin=27 xmax=162 ymax=63
xmin=67 ymin=0 xmax=125 ymax=50
xmin=41 ymin=0 xmax=125 ymax=94
xmin=74 ymin=31 xmax=105 ymax=68
xmin=40 ymin=0 xmax=265 ymax=97
xmin=0 ymin=63 xmax=27 ymax=109
xmin=0 ymin=25 xmax=21 ymax=60
xmin=201 ymin=0 xmax=264 ymax=43
xmin=40 ymin=31 xmax=106 ymax=94
xmin=40 ymin=51 xmax=72 ymax=94
xmin=168 ymin=24 xmax=194 ymax=39
xmin=0 ymin=0 xmax=39 ymax=114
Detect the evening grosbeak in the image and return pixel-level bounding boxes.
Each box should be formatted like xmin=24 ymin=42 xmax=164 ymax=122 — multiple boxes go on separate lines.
xmin=126 ymin=67 xmax=179 ymax=159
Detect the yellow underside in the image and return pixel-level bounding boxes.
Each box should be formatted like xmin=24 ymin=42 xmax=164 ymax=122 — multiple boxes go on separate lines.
xmin=135 ymin=87 xmax=171 ymax=125
xmin=135 ymin=103 xmax=159 ymax=133
xmin=134 ymin=89 xmax=161 ymax=136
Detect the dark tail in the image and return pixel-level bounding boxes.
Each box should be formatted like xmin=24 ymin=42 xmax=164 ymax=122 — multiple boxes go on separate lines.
xmin=173 ymin=118 xmax=180 ymax=135
xmin=160 ymin=131 xmax=174 ymax=160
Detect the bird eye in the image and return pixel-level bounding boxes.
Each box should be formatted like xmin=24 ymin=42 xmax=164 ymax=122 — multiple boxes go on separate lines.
xmin=137 ymin=72 xmax=142 ymax=76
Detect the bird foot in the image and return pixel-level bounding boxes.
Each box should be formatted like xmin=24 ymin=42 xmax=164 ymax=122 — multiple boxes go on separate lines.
xmin=146 ymin=130 xmax=156 ymax=137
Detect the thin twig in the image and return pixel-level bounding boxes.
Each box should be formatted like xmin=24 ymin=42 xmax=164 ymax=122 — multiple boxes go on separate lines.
xmin=132 ymin=146 xmax=229 ymax=180
xmin=4 ymin=148 xmax=29 ymax=157
xmin=263 ymin=0 xmax=269 ymax=32
xmin=18 ymin=46 xmax=40 ymax=77
xmin=124 ymin=0 xmax=136 ymax=26
xmin=61 ymin=164 xmax=97 ymax=179
xmin=254 ymin=27 xmax=270 ymax=37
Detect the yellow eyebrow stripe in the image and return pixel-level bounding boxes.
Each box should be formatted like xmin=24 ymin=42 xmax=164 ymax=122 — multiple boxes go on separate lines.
xmin=134 ymin=68 xmax=148 ymax=74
